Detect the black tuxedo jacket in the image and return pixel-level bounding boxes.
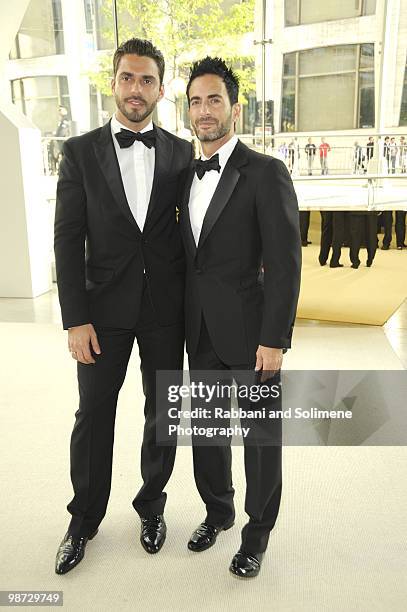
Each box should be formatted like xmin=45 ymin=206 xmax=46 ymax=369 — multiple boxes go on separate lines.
xmin=54 ymin=121 xmax=193 ymax=330
xmin=180 ymin=140 xmax=302 ymax=365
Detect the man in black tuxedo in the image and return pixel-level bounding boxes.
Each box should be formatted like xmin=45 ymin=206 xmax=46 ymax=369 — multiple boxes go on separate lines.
xmin=54 ymin=38 xmax=192 ymax=574
xmin=180 ymin=57 xmax=301 ymax=578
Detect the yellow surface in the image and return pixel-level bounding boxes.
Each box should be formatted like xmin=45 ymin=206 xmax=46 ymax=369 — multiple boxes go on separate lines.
xmin=298 ymin=236 xmax=407 ymax=326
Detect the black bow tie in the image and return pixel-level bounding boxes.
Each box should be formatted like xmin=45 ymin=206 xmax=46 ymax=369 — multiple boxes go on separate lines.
xmin=194 ymin=154 xmax=221 ymax=180
xmin=115 ymin=128 xmax=156 ymax=149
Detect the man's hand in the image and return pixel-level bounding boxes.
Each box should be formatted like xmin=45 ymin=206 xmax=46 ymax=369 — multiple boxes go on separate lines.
xmin=255 ymin=345 xmax=283 ymax=381
xmin=68 ymin=323 xmax=101 ymax=364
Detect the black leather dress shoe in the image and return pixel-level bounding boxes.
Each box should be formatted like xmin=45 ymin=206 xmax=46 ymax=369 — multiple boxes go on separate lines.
xmin=140 ymin=515 xmax=166 ymax=554
xmin=55 ymin=529 xmax=98 ymax=575
xmin=187 ymin=521 xmax=234 ymax=552
xmin=329 ymin=262 xmax=344 ymax=268
xmin=381 ymin=245 xmax=389 ymax=250
xmin=351 ymin=263 xmax=359 ymax=269
xmin=229 ymin=549 xmax=264 ymax=579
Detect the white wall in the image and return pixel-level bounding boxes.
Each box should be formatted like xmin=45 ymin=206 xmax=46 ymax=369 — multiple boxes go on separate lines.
xmin=0 ymin=1 xmax=52 ymax=297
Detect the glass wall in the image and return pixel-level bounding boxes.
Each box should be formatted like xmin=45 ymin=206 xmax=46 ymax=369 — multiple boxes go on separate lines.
xmin=285 ymin=0 xmax=376 ymax=27
xmin=400 ymin=60 xmax=407 ymax=127
xmin=6 ymin=0 xmax=404 ymax=166
xmin=84 ymin=0 xmax=259 ymax=141
xmin=9 ymin=0 xmax=64 ymax=59
xmin=281 ymin=44 xmax=375 ymax=132
xmin=11 ymin=76 xmax=70 ymax=134
xmin=83 ymin=0 xmax=115 ymax=51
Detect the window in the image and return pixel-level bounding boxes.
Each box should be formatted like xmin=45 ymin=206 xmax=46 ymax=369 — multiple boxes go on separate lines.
xmin=83 ymin=0 xmax=115 ymax=51
xmin=11 ymin=76 xmax=70 ymax=134
xmin=9 ymin=0 xmax=64 ymax=59
xmin=281 ymin=44 xmax=375 ymax=131
xmin=285 ymin=0 xmax=376 ymax=27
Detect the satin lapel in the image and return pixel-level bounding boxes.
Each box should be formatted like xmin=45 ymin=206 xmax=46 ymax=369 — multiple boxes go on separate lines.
xmin=180 ymin=165 xmax=197 ymax=258
xmin=93 ymin=120 xmax=140 ymax=231
xmin=143 ymin=126 xmax=173 ymax=231
xmin=197 ymin=141 xmax=248 ymax=250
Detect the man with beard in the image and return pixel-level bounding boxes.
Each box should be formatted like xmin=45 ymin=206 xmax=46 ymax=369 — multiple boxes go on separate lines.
xmin=180 ymin=57 xmax=301 ymax=578
xmin=54 ymin=38 xmax=193 ymax=574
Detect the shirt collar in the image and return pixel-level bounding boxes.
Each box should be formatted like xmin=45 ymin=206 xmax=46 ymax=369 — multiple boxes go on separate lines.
xmin=111 ymin=113 xmax=153 ymax=135
xmin=201 ymin=135 xmax=239 ymax=168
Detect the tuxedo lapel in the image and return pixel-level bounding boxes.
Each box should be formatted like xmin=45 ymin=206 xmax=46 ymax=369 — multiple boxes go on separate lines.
xmin=93 ymin=120 xmax=141 ymax=232
xmin=197 ymin=140 xmax=248 ymax=250
xmin=180 ymin=165 xmax=197 ymax=258
xmin=143 ymin=126 xmax=173 ymax=231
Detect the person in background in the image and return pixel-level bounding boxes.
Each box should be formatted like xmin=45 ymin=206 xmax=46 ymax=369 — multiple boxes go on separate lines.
xmin=383 ymin=136 xmax=390 ymax=173
xmin=299 ymin=210 xmax=311 ymax=247
xmin=287 ymin=139 xmax=295 ymax=174
xmin=389 ymin=137 xmax=398 ymax=174
xmin=305 ymin=137 xmax=316 ymax=176
xmin=349 ymin=211 xmax=378 ymax=268
xmin=51 ymin=106 xmax=71 ymax=174
xmin=395 ymin=210 xmax=406 ymax=249
xmin=353 ymin=141 xmax=365 ymax=174
xmin=319 ymin=137 xmax=331 ymax=175
xmin=366 ymin=136 xmax=374 ymax=162
xmin=278 ymin=141 xmax=288 ymax=164
xmin=381 ymin=211 xmax=393 ymax=250
xmin=399 ymin=136 xmax=406 ymax=173
xmin=318 ymin=211 xmax=345 ymax=268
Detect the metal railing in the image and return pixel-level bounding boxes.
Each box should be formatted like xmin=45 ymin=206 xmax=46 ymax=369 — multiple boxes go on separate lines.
xmin=40 ymin=134 xmax=407 ymax=212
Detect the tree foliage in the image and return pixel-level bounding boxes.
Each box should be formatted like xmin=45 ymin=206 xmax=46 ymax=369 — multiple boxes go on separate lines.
xmin=88 ymin=0 xmax=255 ymax=102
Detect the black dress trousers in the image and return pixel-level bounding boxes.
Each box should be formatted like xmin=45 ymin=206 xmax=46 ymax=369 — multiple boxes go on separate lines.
xmin=319 ymin=211 xmax=346 ymax=265
xmin=395 ymin=211 xmax=406 ymax=247
xmin=299 ymin=211 xmax=311 ymax=245
xmin=349 ymin=212 xmax=378 ymax=266
xmin=189 ymin=318 xmax=282 ymax=555
xmin=382 ymin=211 xmax=393 ymax=248
xmin=67 ymin=280 xmax=184 ymax=537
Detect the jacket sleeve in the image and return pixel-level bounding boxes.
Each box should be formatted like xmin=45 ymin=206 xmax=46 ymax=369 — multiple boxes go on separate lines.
xmin=255 ymin=157 xmax=302 ymax=349
xmin=54 ymin=139 xmax=90 ymax=329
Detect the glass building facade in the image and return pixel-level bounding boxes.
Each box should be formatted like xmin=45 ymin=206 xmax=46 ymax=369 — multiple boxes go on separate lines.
xmin=281 ymin=44 xmax=375 ymax=132
xmin=5 ymin=0 xmax=406 ymax=160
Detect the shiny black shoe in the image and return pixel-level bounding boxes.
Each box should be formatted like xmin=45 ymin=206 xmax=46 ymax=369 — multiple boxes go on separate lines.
xmin=55 ymin=529 xmax=98 ymax=575
xmin=229 ymin=549 xmax=264 ymax=579
xmin=187 ymin=521 xmax=234 ymax=552
xmin=366 ymin=259 xmax=373 ymax=267
xmin=351 ymin=263 xmax=359 ymax=269
xmin=329 ymin=262 xmax=344 ymax=268
xmin=381 ymin=245 xmax=390 ymax=250
xmin=140 ymin=515 xmax=166 ymax=554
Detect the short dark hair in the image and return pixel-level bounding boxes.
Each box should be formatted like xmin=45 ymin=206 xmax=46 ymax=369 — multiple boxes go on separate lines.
xmin=113 ymin=38 xmax=165 ymax=84
xmin=186 ymin=56 xmax=239 ymax=106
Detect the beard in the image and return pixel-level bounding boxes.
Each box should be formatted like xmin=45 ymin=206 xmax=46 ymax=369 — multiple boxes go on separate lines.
xmin=193 ymin=115 xmax=233 ymax=142
xmin=115 ymin=93 xmax=157 ymax=124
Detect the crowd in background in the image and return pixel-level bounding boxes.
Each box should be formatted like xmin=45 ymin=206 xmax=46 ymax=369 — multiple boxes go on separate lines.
xmin=271 ymin=135 xmax=407 ymax=176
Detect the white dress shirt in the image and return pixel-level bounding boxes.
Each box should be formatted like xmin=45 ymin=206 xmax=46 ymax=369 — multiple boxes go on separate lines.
xmin=111 ymin=114 xmax=155 ymax=231
xmin=189 ymin=135 xmax=239 ymax=245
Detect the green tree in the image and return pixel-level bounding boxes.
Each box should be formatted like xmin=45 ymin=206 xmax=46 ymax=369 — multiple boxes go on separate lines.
xmin=88 ymin=0 xmax=256 ymax=102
